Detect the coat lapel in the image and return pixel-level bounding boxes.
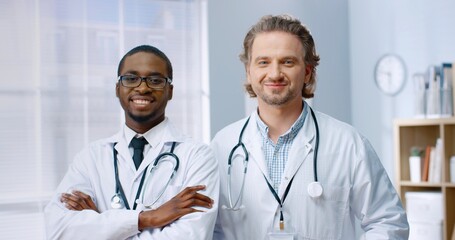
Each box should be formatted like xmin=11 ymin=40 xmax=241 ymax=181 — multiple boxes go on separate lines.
xmin=279 ymin=109 xmax=316 ymax=195
xmin=243 ymin=115 xmax=271 ymax=183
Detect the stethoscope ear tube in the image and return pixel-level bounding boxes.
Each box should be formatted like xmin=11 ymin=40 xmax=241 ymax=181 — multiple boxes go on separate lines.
xmin=228 ymin=117 xmax=250 ymax=166
xmin=113 ymin=143 xmax=130 ymax=210
xmin=308 ymin=107 xmax=323 ymax=198
xmin=153 ymin=152 xmax=179 ymax=171
xmin=225 ymin=117 xmax=250 ymax=211
xmin=140 ymin=149 xmax=179 ymax=209
xmin=226 ymin=142 xmax=249 ymax=210
xmin=113 ymin=143 xmax=149 ymax=210
xmin=309 ymin=107 xmax=319 ymax=182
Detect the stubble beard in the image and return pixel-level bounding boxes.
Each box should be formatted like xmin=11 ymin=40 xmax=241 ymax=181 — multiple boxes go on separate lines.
xmin=258 ymin=88 xmax=298 ymax=106
xmin=128 ymin=111 xmax=155 ymax=123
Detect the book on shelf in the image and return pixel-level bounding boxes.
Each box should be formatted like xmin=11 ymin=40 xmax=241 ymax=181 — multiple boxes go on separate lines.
xmin=441 ymin=63 xmax=453 ymax=117
xmin=421 ymin=145 xmax=432 ymax=182
xmin=426 ymin=65 xmax=441 ymax=118
xmin=428 ymin=146 xmax=437 ymax=182
xmin=429 ymin=138 xmax=443 ymax=183
xmin=418 ymin=138 xmax=443 ymax=183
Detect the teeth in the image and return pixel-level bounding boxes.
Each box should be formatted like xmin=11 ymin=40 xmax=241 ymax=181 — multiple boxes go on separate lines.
xmin=133 ymin=99 xmax=150 ymax=105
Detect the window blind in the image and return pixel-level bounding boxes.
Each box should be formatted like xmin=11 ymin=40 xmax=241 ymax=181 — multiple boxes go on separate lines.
xmin=0 ymin=0 xmax=208 ymax=239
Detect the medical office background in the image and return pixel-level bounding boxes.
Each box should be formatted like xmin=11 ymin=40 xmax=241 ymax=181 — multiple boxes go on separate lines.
xmin=1 ymin=0 xmax=454 ymax=239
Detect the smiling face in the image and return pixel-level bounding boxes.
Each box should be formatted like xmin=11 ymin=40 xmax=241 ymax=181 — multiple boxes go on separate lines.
xmin=116 ymin=51 xmax=173 ymax=133
xmin=247 ymin=31 xmax=311 ymax=107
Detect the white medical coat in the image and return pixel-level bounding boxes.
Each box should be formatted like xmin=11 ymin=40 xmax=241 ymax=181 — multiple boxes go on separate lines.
xmin=44 ymin=119 xmax=219 ymax=240
xmin=211 ymin=109 xmax=409 ymax=240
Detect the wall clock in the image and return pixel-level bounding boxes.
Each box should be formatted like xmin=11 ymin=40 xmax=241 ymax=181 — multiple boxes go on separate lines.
xmin=374 ymin=54 xmax=407 ymax=96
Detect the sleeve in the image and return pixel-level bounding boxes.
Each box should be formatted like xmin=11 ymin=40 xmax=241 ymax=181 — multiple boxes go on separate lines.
xmin=43 ymin=149 xmax=141 ymax=240
xmin=351 ymin=136 xmax=409 ymax=239
xmin=140 ymin=143 xmax=220 ymax=240
xmin=210 ymin=137 xmax=225 ymax=240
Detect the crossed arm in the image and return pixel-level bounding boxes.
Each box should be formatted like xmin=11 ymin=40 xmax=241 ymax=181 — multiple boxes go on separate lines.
xmin=61 ymin=185 xmax=213 ymax=230
xmin=45 ymin=142 xmax=219 ymax=239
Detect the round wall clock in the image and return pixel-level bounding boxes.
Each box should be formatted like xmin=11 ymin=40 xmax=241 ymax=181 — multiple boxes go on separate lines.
xmin=374 ymin=54 xmax=407 ymax=96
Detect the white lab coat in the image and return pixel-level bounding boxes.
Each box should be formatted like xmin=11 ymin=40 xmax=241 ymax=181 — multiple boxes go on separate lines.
xmin=44 ymin=119 xmax=219 ymax=240
xmin=211 ymin=108 xmax=409 ymax=240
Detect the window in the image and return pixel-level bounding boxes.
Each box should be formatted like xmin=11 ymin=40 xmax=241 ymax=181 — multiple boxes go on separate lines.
xmin=0 ymin=0 xmax=208 ymax=238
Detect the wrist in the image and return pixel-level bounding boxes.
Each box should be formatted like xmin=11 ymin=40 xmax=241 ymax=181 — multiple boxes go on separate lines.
xmin=138 ymin=211 xmax=146 ymax=230
xmin=138 ymin=210 xmax=156 ymax=230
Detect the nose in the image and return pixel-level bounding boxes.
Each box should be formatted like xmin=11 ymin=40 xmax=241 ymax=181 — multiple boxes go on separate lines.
xmin=135 ymin=79 xmax=152 ymax=93
xmin=268 ymin=62 xmax=283 ymax=80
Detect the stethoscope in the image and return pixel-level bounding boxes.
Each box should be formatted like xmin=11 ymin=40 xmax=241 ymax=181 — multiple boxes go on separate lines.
xmin=110 ymin=142 xmax=179 ymax=210
xmin=223 ymin=106 xmax=323 ymax=211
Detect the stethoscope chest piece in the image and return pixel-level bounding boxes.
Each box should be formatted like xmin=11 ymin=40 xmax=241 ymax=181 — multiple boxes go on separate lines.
xmin=111 ymin=193 xmax=125 ymax=209
xmin=307 ymin=182 xmax=323 ymax=198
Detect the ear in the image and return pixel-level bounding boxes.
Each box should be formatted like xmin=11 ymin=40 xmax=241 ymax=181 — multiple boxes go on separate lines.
xmin=246 ymin=65 xmax=252 ymax=83
xmin=304 ymin=65 xmax=312 ymax=83
xmin=167 ymin=84 xmax=173 ymax=100
xmin=115 ymin=82 xmax=120 ymax=98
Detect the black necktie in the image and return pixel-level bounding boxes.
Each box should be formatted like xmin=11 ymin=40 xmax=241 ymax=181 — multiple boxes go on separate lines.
xmin=130 ymin=137 xmax=148 ymax=170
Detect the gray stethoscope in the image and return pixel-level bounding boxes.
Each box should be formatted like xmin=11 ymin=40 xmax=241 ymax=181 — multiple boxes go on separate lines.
xmin=110 ymin=142 xmax=179 ymax=210
xmin=223 ymin=107 xmax=323 ymax=211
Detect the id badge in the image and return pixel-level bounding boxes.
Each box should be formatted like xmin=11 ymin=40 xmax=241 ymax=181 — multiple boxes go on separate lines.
xmin=267 ymin=231 xmax=296 ymax=240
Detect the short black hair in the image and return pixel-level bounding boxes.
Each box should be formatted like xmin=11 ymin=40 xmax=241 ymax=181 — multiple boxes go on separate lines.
xmin=117 ymin=45 xmax=173 ymax=80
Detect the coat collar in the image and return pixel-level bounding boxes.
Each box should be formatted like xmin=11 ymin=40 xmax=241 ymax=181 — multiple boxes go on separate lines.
xmin=242 ymin=103 xmax=317 ymax=194
xmin=106 ymin=117 xmax=186 ymax=145
xmin=105 ymin=118 xmax=187 ymax=177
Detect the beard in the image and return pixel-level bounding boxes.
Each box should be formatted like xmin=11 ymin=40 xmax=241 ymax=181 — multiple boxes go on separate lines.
xmin=127 ymin=111 xmax=155 ymax=123
xmin=257 ymin=88 xmax=299 ymax=106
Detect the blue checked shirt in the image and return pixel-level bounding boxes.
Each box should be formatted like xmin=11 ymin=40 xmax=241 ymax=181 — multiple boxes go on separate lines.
xmin=256 ymin=105 xmax=307 ymax=193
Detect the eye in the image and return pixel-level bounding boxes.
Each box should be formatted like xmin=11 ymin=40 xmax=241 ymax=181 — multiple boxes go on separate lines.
xmin=147 ymin=77 xmax=166 ymax=85
xmin=257 ymin=60 xmax=269 ymax=66
xmin=283 ymin=59 xmax=295 ymax=65
xmin=122 ymin=75 xmax=139 ymax=82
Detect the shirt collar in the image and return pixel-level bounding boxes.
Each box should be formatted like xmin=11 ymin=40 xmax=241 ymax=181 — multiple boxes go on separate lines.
xmin=123 ymin=118 xmax=168 ymax=148
xmin=255 ymin=101 xmax=308 ymax=141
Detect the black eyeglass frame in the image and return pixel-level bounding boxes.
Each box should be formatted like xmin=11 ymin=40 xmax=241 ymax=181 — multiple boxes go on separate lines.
xmin=117 ymin=75 xmax=173 ymax=89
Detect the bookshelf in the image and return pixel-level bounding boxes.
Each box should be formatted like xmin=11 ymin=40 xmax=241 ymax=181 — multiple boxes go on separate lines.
xmin=394 ymin=117 xmax=455 ymax=240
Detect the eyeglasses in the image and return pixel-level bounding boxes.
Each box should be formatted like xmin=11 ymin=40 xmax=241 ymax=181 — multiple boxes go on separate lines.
xmin=118 ymin=75 xmax=172 ymax=89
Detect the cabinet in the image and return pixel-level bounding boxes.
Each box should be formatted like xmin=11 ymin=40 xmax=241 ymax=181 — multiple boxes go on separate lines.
xmin=394 ymin=118 xmax=455 ymax=240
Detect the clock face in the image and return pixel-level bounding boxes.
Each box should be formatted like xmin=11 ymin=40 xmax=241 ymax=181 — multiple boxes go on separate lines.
xmin=374 ymin=54 xmax=406 ymax=96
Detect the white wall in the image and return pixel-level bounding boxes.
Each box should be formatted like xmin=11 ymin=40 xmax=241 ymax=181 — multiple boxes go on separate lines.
xmin=349 ymin=0 xmax=455 ymax=178
xmin=208 ymin=0 xmax=351 ymax=138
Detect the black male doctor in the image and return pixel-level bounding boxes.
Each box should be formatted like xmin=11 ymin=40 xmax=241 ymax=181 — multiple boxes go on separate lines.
xmin=44 ymin=45 xmax=219 ymax=240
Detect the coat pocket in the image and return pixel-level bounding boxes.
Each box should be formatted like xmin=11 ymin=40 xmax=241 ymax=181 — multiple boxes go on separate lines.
xmin=294 ymin=185 xmax=350 ymax=240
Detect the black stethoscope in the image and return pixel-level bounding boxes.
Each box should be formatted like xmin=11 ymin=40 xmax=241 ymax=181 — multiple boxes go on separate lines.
xmin=110 ymin=142 xmax=179 ymax=210
xmin=222 ymin=106 xmax=323 ymax=212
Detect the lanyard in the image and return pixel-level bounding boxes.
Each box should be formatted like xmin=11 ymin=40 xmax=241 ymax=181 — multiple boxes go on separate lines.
xmin=113 ymin=143 xmax=149 ymax=210
xmin=263 ymin=174 xmax=295 ymax=230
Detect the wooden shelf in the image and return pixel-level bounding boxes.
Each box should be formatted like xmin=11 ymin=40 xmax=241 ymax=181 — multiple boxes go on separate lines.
xmin=394 ymin=117 xmax=455 ymax=240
